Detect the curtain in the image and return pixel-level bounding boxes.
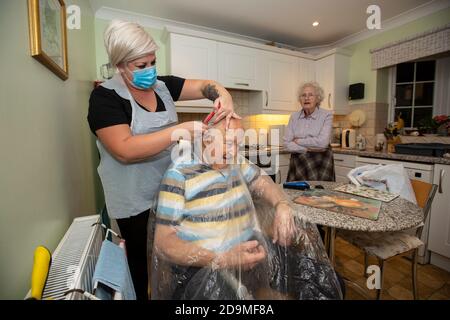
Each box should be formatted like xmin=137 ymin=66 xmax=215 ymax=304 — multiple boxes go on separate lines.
xmin=371 ymin=23 xmax=450 ymax=70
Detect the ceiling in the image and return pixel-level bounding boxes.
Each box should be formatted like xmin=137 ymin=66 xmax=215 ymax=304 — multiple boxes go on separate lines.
xmin=89 ymin=0 xmax=437 ymax=48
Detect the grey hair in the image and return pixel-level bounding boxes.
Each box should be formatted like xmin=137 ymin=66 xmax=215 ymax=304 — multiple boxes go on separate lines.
xmin=298 ymin=82 xmax=325 ymax=106
xmin=104 ymin=20 xmax=159 ymax=67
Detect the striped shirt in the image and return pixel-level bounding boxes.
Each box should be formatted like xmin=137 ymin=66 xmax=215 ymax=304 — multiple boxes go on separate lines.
xmin=156 ymin=159 xmax=261 ymax=253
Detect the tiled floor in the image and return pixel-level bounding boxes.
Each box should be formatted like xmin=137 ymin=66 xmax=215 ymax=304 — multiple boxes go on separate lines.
xmin=334 ymin=236 xmax=450 ymax=300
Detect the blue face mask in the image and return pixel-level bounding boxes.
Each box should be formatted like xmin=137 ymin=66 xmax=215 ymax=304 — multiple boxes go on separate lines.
xmin=130 ymin=65 xmax=157 ymax=89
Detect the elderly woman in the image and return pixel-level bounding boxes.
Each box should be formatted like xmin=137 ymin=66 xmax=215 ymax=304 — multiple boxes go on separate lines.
xmin=283 ymin=82 xmax=335 ymax=182
xmin=87 ymin=20 xmax=239 ymax=300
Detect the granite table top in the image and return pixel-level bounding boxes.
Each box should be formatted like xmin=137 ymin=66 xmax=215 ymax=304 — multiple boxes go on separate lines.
xmin=285 ymin=181 xmax=424 ymax=232
xmin=332 ymin=148 xmax=450 ymax=165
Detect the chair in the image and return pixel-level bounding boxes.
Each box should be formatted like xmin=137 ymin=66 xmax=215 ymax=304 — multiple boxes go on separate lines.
xmin=338 ymin=180 xmax=438 ymax=300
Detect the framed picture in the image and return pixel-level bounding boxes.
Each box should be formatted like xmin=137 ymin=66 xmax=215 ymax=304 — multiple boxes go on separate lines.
xmin=27 ymin=0 xmax=68 ymax=80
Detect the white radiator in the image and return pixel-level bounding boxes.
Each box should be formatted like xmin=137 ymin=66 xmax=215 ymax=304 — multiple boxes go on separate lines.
xmin=35 ymin=215 xmax=103 ymax=300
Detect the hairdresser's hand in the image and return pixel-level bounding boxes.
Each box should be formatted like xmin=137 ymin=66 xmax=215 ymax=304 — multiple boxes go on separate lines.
xmin=215 ymin=240 xmax=266 ymax=270
xmin=273 ymin=202 xmax=295 ymax=247
xmin=212 ymin=91 xmax=242 ymax=128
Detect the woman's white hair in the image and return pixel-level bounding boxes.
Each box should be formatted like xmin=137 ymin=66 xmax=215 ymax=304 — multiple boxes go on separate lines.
xmin=298 ymin=82 xmax=325 ymax=106
xmin=104 ymin=20 xmax=159 ymax=67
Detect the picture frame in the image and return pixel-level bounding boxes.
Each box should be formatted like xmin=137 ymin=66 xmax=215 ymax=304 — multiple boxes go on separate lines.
xmin=27 ymin=0 xmax=68 ymax=80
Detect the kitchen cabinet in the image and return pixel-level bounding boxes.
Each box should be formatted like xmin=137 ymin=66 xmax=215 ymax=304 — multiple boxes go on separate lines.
xmin=334 ymin=153 xmax=356 ymax=183
xmin=260 ymin=52 xmax=299 ymax=112
xmin=167 ymin=33 xmax=217 ymax=108
xmin=315 ymin=52 xmax=350 ymax=115
xmin=165 ymin=29 xmax=352 ymax=114
xmin=428 ymin=164 xmax=450 ymax=271
xmin=217 ymin=42 xmax=265 ymax=90
xmin=298 ymin=57 xmax=316 ymax=85
xmin=277 ymin=154 xmax=291 ymax=184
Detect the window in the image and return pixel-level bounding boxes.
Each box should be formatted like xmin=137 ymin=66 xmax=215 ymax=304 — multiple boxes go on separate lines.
xmin=393 ymin=60 xmax=436 ymax=128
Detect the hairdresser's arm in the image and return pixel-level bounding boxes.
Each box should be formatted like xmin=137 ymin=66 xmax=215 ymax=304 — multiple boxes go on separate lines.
xmin=96 ymin=121 xmax=206 ymax=164
xmin=179 ymin=79 xmax=241 ymax=126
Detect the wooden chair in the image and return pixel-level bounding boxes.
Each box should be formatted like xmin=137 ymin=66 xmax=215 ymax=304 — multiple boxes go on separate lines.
xmin=338 ymin=180 xmax=438 ymax=300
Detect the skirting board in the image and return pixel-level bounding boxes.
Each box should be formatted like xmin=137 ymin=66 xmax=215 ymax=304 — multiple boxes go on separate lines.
xmin=430 ymin=252 xmax=450 ymax=273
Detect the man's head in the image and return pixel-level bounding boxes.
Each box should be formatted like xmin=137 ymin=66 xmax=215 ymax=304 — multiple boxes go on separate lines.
xmin=202 ymin=118 xmax=244 ymax=169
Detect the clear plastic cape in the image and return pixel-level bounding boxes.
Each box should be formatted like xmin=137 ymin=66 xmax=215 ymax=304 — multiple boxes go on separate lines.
xmin=150 ymin=157 xmax=343 ymax=300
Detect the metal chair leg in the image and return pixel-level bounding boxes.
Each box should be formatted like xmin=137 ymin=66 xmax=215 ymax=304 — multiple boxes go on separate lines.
xmin=328 ymin=227 xmax=336 ymax=267
xmin=412 ymin=249 xmax=419 ymax=300
xmin=376 ymin=259 xmax=385 ymax=300
xmin=323 ymin=226 xmax=330 ymax=252
xmin=364 ymin=252 xmax=369 ymax=278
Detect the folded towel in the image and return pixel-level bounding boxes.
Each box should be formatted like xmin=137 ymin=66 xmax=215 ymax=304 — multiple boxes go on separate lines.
xmin=93 ymin=240 xmax=136 ymax=300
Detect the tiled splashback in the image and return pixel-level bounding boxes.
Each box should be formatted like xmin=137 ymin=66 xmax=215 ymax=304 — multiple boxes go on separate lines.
xmin=333 ymin=103 xmax=390 ymax=149
xmin=178 ymin=89 xmax=291 ymax=130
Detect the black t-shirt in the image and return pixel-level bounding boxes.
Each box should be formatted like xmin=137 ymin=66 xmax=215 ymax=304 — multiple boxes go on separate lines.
xmin=88 ymin=75 xmax=185 ymax=135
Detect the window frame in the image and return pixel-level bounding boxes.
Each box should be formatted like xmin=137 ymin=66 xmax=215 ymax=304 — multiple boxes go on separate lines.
xmin=389 ymin=60 xmax=436 ymax=129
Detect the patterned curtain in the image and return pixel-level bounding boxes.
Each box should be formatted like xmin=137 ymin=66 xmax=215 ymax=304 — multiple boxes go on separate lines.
xmin=370 ymin=23 xmax=450 ymax=70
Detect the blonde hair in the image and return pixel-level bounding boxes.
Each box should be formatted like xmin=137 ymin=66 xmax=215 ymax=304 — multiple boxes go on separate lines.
xmin=298 ymin=81 xmax=325 ymax=106
xmin=104 ymin=20 xmax=159 ymax=67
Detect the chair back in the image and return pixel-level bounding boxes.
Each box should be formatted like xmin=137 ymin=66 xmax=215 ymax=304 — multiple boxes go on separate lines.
xmin=410 ymin=179 xmax=438 ymax=238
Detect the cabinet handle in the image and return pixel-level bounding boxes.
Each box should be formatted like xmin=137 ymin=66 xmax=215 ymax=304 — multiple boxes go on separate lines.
xmin=439 ymin=169 xmax=445 ymax=193
xmin=328 ymin=93 xmax=331 ymax=109
xmin=265 ymin=91 xmax=268 ymax=107
xmin=334 ymin=159 xmax=344 ymax=162
xmin=235 ymin=82 xmax=249 ymax=86
xmin=277 ymin=169 xmax=281 ymax=184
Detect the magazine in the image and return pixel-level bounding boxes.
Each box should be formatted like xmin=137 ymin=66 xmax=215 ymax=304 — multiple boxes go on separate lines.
xmin=333 ymin=184 xmax=399 ymax=202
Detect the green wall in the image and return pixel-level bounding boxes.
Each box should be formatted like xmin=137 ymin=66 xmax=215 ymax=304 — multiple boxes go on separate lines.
xmin=345 ymin=7 xmax=450 ymax=104
xmin=0 ymin=0 xmax=99 ymax=299
xmin=95 ymin=18 xmax=168 ymax=79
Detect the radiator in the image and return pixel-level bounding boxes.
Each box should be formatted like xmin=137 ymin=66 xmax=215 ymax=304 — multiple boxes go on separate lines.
xmin=36 ymin=215 xmax=103 ymax=300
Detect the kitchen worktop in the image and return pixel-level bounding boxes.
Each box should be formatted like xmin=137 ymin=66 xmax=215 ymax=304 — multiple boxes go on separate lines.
xmin=241 ymin=146 xmax=450 ymax=165
xmin=332 ymin=148 xmax=450 ymax=165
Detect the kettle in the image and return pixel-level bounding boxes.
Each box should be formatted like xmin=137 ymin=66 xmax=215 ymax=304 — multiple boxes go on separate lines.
xmin=356 ymin=134 xmax=366 ymax=151
xmin=342 ymin=129 xmax=356 ymax=149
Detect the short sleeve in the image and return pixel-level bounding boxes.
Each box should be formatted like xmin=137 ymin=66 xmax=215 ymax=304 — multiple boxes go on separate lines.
xmin=157 ymin=75 xmax=186 ymax=102
xmin=240 ymin=161 xmax=261 ymax=185
xmin=156 ymin=168 xmax=186 ymax=226
xmin=87 ymin=86 xmax=130 ymax=134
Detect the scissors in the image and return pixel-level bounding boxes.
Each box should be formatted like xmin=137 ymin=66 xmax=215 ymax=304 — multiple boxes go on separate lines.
xmin=203 ymin=103 xmax=221 ymax=125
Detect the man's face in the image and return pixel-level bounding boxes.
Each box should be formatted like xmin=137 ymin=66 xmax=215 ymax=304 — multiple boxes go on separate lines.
xmin=202 ymin=120 xmax=244 ymax=169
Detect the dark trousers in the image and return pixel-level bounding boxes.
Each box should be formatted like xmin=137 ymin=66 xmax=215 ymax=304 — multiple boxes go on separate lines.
xmin=116 ymin=209 xmax=150 ymax=300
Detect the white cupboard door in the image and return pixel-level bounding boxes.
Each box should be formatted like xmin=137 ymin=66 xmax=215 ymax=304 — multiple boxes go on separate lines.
xmin=429 ymin=165 xmax=450 ymax=259
xmin=279 ymin=165 xmax=289 ymax=184
xmin=265 ymin=53 xmax=299 ymax=112
xmin=298 ymin=58 xmax=316 ymax=85
xmin=314 ymin=53 xmax=350 ymax=115
xmin=218 ymin=43 xmax=263 ymax=90
xmin=169 ymin=34 xmax=217 ymax=107
xmin=315 ymin=55 xmax=334 ymax=111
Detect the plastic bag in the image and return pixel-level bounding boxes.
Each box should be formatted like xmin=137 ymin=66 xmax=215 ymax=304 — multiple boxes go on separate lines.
xmin=150 ymin=115 xmax=342 ymax=300
xmin=347 ymin=164 xmax=417 ymax=204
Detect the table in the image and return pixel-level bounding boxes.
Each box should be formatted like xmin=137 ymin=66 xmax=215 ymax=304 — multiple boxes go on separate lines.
xmin=284 ymin=181 xmax=424 ymax=298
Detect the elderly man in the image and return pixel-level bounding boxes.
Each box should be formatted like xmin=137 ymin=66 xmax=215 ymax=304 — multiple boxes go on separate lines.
xmin=151 ymin=118 xmax=343 ymax=300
